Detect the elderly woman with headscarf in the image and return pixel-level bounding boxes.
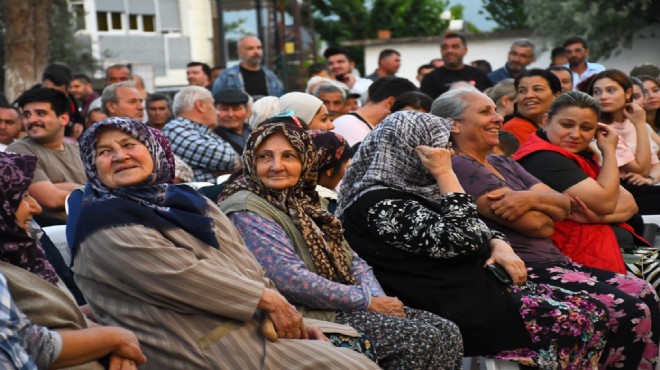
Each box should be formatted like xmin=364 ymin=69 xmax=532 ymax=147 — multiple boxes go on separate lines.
xmin=279 ymin=92 xmax=335 ymax=131
xmin=218 ymin=122 xmax=464 ymax=370
xmin=0 ymin=151 xmax=146 ymax=370
xmin=336 ymin=111 xmax=611 ymax=368
xmin=72 ymin=117 xmax=380 ymax=370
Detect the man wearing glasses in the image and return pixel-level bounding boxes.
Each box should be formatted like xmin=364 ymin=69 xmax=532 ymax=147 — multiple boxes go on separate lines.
xmin=488 ymin=39 xmax=537 ymax=84
xmin=562 ymin=36 xmax=605 ymax=86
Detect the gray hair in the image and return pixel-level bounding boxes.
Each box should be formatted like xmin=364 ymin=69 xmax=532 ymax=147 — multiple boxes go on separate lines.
xmin=172 ymin=86 xmax=213 ymax=116
xmin=430 ymin=87 xmax=481 ymax=120
xmin=101 ymin=81 xmax=136 ymax=115
xmin=511 ymin=38 xmax=536 ymax=55
xmin=486 ymin=79 xmax=516 ymax=107
xmin=312 ymin=83 xmax=346 ymax=99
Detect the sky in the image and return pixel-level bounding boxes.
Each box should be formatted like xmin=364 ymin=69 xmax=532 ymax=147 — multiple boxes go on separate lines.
xmin=450 ymin=0 xmax=498 ymax=32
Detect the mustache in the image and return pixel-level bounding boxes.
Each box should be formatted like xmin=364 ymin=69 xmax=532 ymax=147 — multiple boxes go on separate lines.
xmin=28 ymin=123 xmax=46 ymax=130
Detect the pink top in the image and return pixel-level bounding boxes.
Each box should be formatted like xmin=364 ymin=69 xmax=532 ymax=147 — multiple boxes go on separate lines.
xmin=609 ymin=119 xmax=659 ymax=175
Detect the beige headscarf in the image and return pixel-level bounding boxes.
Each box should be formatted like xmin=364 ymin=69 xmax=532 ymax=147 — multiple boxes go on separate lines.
xmin=279 ymin=92 xmax=323 ymax=125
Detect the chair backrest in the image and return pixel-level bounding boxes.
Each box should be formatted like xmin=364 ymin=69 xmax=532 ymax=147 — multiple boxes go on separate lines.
xmin=42 ymin=225 xmax=72 ymax=267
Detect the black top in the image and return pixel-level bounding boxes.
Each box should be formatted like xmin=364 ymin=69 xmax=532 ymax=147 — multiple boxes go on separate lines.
xmin=240 ymin=66 xmax=269 ymax=97
xmin=341 ymin=188 xmax=530 ymax=355
xmin=420 ymin=65 xmax=493 ymax=99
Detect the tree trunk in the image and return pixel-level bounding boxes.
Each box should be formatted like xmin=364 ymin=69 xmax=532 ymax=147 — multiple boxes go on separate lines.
xmin=4 ymin=0 xmax=51 ymax=102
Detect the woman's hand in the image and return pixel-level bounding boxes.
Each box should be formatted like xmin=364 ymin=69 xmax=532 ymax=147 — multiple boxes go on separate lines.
xmin=368 ymin=296 xmax=406 ymax=318
xmin=415 ymin=145 xmax=454 ymax=179
xmin=595 ymin=123 xmax=619 ymax=154
xmin=622 ymin=172 xmax=654 ymax=186
xmin=108 ymin=356 xmax=139 ymax=370
xmin=486 ymin=188 xmax=531 ymax=221
xmin=565 ymin=194 xmax=602 ymax=224
xmin=484 ymin=239 xmax=527 ymax=285
xmin=257 ymin=288 xmax=307 ymax=340
xmin=305 ymin=326 xmax=331 ymax=342
xmin=623 ymin=102 xmax=647 ymax=126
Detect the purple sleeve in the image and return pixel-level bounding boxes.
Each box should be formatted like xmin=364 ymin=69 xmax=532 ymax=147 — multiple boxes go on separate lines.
xmin=509 ymin=158 xmax=541 ymax=188
xmin=452 ymin=154 xmax=505 ymax=198
xmin=228 ymin=211 xmax=373 ymax=311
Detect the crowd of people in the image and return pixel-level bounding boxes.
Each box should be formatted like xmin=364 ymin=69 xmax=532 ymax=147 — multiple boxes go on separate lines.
xmin=1 ymin=31 xmax=660 ymax=369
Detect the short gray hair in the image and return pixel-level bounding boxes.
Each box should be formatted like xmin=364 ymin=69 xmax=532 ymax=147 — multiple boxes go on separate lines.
xmin=430 ymin=87 xmax=481 ymax=120
xmin=511 ymin=38 xmax=536 ymax=55
xmin=172 ymin=86 xmax=213 ymax=116
xmin=312 ymin=83 xmax=346 ymax=99
xmin=101 ymin=81 xmax=135 ymax=115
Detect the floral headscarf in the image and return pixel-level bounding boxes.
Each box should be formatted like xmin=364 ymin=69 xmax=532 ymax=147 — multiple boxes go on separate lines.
xmin=0 ymin=152 xmax=58 ymax=284
xmin=220 ymin=123 xmax=357 ymax=285
xmin=335 ymin=111 xmax=453 ymax=218
xmin=74 ymin=117 xmax=219 ymax=249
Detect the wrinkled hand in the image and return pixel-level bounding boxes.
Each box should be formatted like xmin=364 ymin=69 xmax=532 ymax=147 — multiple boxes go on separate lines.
xmin=486 ymin=188 xmax=531 ymax=221
xmin=415 ymin=145 xmax=454 ymax=179
xmin=107 ymin=327 xmax=147 ymax=367
xmin=368 ymin=296 xmax=406 ymax=318
xmin=622 ymin=172 xmax=653 ymax=186
xmin=258 ymin=288 xmax=307 ymax=340
xmin=485 ymin=239 xmax=527 ymax=285
xmin=623 ymin=102 xmax=647 ymax=126
xmin=306 ymin=325 xmax=331 ymax=342
xmin=595 ymin=123 xmax=619 ymax=154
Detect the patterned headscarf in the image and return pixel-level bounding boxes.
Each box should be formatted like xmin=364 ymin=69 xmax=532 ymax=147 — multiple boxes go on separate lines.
xmin=0 ymin=152 xmax=58 ymax=284
xmin=335 ymin=111 xmax=453 ymax=218
xmin=308 ymin=130 xmax=351 ymax=173
xmin=75 ymin=117 xmax=219 ymax=249
xmin=220 ymin=123 xmax=357 ymax=285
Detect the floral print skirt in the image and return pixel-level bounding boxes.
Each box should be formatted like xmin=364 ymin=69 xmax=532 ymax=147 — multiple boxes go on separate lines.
xmin=522 ymin=261 xmax=660 ymax=370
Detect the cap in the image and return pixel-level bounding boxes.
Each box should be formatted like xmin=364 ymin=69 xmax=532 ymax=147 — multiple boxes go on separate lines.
xmin=214 ymin=88 xmax=250 ymax=105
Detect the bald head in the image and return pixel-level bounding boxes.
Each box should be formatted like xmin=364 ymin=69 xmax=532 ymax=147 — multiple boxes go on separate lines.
xmin=238 ymin=36 xmax=263 ymax=69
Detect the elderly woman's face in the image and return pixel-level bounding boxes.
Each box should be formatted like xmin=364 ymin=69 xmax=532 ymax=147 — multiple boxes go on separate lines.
xmin=95 ymin=128 xmax=155 ymax=189
xmin=14 ymin=193 xmax=41 ymax=231
xmin=454 ymin=93 xmax=503 ymax=150
xmin=255 ymin=132 xmax=303 ymax=191
xmin=544 ymin=106 xmax=598 ymax=153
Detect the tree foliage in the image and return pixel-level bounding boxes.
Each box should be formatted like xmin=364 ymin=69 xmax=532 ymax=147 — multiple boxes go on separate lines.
xmin=479 ymin=0 xmax=526 ymax=31
xmin=49 ymin=0 xmax=99 ymax=74
xmin=481 ymin=0 xmax=660 ymax=61
xmin=523 ymin=0 xmax=660 ymax=61
xmin=309 ymin=0 xmax=450 ymax=47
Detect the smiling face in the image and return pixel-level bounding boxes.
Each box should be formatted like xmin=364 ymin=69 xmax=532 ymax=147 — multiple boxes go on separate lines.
xmin=544 ymin=106 xmax=598 ymax=153
xmin=14 ymin=192 xmax=42 ymax=231
xmin=592 ymin=77 xmax=630 ymax=114
xmin=453 ymin=92 xmax=503 ymax=152
xmin=22 ymin=102 xmax=68 ymax=147
xmin=216 ymin=103 xmax=248 ymax=133
xmin=516 ymin=76 xmax=558 ymax=124
xmin=95 ymin=128 xmax=155 ymax=189
xmin=255 ymin=132 xmax=303 ymax=191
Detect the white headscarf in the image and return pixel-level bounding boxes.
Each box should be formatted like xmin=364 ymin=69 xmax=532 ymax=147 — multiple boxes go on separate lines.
xmin=279 ymin=92 xmax=323 ymax=125
xmin=248 ymin=96 xmax=280 ymax=130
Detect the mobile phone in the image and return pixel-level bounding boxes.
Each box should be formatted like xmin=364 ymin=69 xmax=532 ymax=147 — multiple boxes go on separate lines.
xmin=487 ymin=264 xmax=513 ymax=285
xmin=335 ymin=74 xmax=345 ymax=82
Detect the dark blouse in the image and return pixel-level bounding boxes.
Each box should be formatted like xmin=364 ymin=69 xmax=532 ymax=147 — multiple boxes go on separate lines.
xmin=341 ymin=189 xmax=529 ymax=355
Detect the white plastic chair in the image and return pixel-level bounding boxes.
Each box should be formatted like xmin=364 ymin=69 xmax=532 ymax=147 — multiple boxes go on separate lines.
xmin=463 ymin=357 xmax=520 ymax=370
xmin=217 ymin=174 xmax=231 ymax=184
xmin=42 ymin=225 xmax=72 ymax=267
xmin=183 ymin=182 xmax=214 ymax=190
xmin=642 ymin=215 xmax=660 ymax=246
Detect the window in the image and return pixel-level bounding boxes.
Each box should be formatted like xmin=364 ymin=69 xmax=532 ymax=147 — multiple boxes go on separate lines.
xmin=129 ymin=14 xmax=138 ymax=30
xmin=127 ymin=14 xmax=156 ymax=33
xmin=143 ymin=15 xmax=155 ymax=32
xmin=97 ymin=11 xmax=124 ymax=32
xmin=97 ymin=12 xmax=108 ymax=31
xmin=72 ymin=3 xmax=85 ymax=30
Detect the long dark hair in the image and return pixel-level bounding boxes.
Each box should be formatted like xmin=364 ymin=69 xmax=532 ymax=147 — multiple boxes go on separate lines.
xmin=587 ymin=69 xmax=632 ymax=124
xmin=639 ymin=75 xmax=660 ymax=132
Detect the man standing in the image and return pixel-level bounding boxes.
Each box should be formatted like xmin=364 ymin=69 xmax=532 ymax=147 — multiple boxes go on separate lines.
xmin=7 ymin=88 xmax=86 ymax=225
xmin=420 ymin=33 xmax=492 ymax=99
xmin=488 ymin=39 xmax=536 ymax=85
xmin=163 ymin=86 xmax=240 ymax=182
xmin=69 ymin=73 xmax=99 ymax=119
xmin=323 ymin=46 xmax=372 ymax=103
xmin=563 ymin=36 xmax=605 ymax=86
xmin=366 ymin=49 xmax=401 ymax=81
xmin=212 ymin=36 xmax=284 ymax=98
xmin=0 ymin=104 xmax=21 ymax=151
xmin=186 ymin=62 xmax=212 ymax=89
xmin=145 ymin=94 xmax=173 ymax=130
xmin=100 ymin=81 xmax=144 ymax=120
xmin=213 ymin=88 xmax=252 ymax=153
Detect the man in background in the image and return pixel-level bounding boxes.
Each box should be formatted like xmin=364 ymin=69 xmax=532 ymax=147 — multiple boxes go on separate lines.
xmin=488 ymin=39 xmax=536 ymax=84
xmin=366 ymin=49 xmax=401 ymax=81
xmin=187 ymin=61 xmax=212 ymax=89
